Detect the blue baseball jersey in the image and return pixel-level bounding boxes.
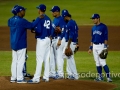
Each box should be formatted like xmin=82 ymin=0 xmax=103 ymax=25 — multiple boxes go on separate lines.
xmin=65 ymin=19 xmax=78 ymax=43
xmin=91 ymin=23 xmax=108 ymax=43
xmin=8 ymin=16 xmax=40 ymax=50
xmin=51 ymin=16 xmax=66 ymax=38
xmin=73 ymin=20 xmax=79 ymax=42
xmin=34 ymin=15 xmax=52 ymax=39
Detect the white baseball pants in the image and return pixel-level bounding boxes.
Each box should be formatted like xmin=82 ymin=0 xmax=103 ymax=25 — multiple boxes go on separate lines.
xmin=11 ymin=48 xmax=26 ymax=81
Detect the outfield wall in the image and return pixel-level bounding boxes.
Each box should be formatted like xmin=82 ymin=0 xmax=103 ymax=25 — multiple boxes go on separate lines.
xmin=0 ymin=26 xmax=119 ymax=51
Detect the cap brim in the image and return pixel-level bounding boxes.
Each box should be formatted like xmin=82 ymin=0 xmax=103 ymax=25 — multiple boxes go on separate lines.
xmin=50 ymin=9 xmax=54 ymax=12
xmin=90 ymin=17 xmax=95 ymax=19
xmin=36 ymin=6 xmax=39 ymax=9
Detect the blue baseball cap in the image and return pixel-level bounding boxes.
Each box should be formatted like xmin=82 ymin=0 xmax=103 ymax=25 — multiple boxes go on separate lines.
xmin=50 ymin=6 xmax=60 ymax=12
xmin=15 ymin=6 xmax=26 ymax=13
xmin=90 ymin=14 xmax=100 ymax=19
xmin=11 ymin=5 xmax=19 ymax=15
xmin=61 ymin=9 xmax=70 ymax=17
xmin=36 ymin=4 xmax=46 ymax=11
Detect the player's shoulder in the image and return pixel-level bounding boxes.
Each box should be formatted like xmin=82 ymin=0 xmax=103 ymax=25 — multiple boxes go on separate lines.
xmin=99 ymin=23 xmax=106 ymax=26
xmin=67 ymin=19 xmax=74 ymax=25
xmin=44 ymin=15 xmax=50 ymax=19
xmin=99 ymin=23 xmax=108 ymax=29
xmin=8 ymin=16 xmax=15 ymax=22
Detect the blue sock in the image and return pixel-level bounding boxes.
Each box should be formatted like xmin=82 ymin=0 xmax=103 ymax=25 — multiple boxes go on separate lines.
xmin=96 ymin=66 xmax=102 ymax=78
xmin=103 ymin=65 xmax=110 ymax=78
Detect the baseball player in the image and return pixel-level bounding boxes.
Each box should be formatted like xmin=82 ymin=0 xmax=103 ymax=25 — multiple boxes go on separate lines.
xmin=8 ymin=5 xmax=41 ymax=83
xmin=27 ymin=4 xmax=52 ymax=83
xmin=61 ymin=10 xmax=79 ymax=80
xmin=88 ymin=14 xmax=112 ymax=82
xmin=49 ymin=6 xmax=66 ymax=79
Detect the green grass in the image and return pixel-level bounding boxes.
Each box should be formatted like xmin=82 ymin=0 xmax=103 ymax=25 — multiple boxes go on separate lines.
xmin=0 ymin=51 xmax=120 ymax=89
xmin=0 ymin=0 xmax=120 ymax=26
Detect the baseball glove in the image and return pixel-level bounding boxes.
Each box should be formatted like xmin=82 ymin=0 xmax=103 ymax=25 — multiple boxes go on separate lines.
xmin=99 ymin=49 xmax=108 ymax=59
xmin=74 ymin=44 xmax=79 ymax=54
xmin=55 ymin=27 xmax=61 ymax=34
xmin=65 ymin=47 xmax=73 ymax=56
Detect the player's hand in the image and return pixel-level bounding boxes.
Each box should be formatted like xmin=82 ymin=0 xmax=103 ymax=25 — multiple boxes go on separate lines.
xmin=74 ymin=44 xmax=79 ymax=54
xmin=57 ymin=39 xmax=61 ymax=46
xmin=55 ymin=27 xmax=61 ymax=34
xmin=88 ymin=49 xmax=92 ymax=54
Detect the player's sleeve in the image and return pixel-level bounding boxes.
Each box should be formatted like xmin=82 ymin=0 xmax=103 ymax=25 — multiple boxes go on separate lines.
xmin=91 ymin=27 xmax=94 ymax=42
xmin=23 ymin=17 xmax=40 ymax=29
xmin=104 ymin=25 xmax=108 ymax=41
xmin=58 ymin=19 xmax=66 ymax=40
xmin=49 ymin=19 xmax=53 ymax=37
xmin=68 ymin=24 xmax=74 ymax=40
xmin=59 ymin=26 xmax=66 ymax=40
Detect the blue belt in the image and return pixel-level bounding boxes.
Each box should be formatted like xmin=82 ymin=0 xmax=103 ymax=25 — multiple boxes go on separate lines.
xmin=94 ymin=42 xmax=103 ymax=45
xmin=52 ymin=37 xmax=57 ymax=39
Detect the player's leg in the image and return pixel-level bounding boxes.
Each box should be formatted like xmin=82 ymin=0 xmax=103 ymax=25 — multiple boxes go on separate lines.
xmin=93 ymin=44 xmax=103 ymax=81
xmin=10 ymin=50 xmax=17 ymax=82
xmin=98 ymin=44 xmax=112 ymax=82
xmin=66 ymin=42 xmax=79 ymax=80
xmin=31 ymin=38 xmax=46 ymax=83
xmin=17 ymin=48 xmax=27 ymax=83
xmin=43 ymin=37 xmax=50 ymax=82
xmin=22 ymin=50 xmax=31 ymax=78
xmin=49 ymin=39 xmax=57 ymax=78
xmin=55 ymin=38 xmax=64 ymax=79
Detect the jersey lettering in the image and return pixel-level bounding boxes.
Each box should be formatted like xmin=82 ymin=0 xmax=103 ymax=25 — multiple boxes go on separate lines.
xmin=44 ymin=20 xmax=50 ymax=29
xmin=93 ymin=30 xmax=102 ymax=35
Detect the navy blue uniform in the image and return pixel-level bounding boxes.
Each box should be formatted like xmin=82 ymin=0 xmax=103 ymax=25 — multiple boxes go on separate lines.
xmin=34 ymin=15 xmax=52 ymax=39
xmin=65 ymin=19 xmax=78 ymax=43
xmin=8 ymin=16 xmax=40 ymax=50
xmin=89 ymin=13 xmax=112 ymax=82
xmin=91 ymin=23 xmax=108 ymax=43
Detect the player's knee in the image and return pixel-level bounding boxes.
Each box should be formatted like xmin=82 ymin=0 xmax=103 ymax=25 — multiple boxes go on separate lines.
xmin=95 ymin=62 xmax=100 ymax=66
xmin=100 ymin=61 xmax=106 ymax=67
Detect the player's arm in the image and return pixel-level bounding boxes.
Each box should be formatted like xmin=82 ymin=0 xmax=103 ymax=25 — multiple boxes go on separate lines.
xmin=66 ymin=25 xmax=74 ymax=48
xmin=104 ymin=25 xmax=108 ymax=49
xmin=23 ymin=17 xmax=40 ymax=30
xmin=57 ymin=25 xmax=66 ymax=46
xmin=88 ymin=29 xmax=93 ymax=54
xmin=88 ymin=42 xmax=93 ymax=54
xmin=65 ymin=25 xmax=73 ymax=56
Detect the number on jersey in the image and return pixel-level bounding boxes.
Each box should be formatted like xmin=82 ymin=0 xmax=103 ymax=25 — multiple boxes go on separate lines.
xmin=44 ymin=20 xmax=50 ymax=29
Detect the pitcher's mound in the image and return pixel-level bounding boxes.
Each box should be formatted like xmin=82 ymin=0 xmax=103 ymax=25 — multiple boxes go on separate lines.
xmin=0 ymin=76 xmax=117 ymax=90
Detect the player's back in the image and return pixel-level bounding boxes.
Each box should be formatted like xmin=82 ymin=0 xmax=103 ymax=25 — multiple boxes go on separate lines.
xmin=65 ymin=19 xmax=78 ymax=42
xmin=35 ymin=15 xmax=52 ymax=39
xmin=8 ymin=16 xmax=32 ymax=50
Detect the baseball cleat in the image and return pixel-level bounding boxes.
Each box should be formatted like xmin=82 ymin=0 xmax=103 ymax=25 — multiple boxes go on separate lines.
xmin=49 ymin=75 xmax=56 ymax=79
xmin=42 ymin=78 xmax=49 ymax=82
xmin=24 ymin=73 xmax=32 ymax=78
xmin=107 ymin=78 xmax=112 ymax=82
xmin=10 ymin=80 xmax=16 ymax=83
xmin=27 ymin=79 xmax=39 ymax=84
xmin=54 ymin=75 xmax=64 ymax=79
xmin=17 ymin=80 xmax=27 ymax=83
xmin=67 ymin=75 xmax=75 ymax=80
xmin=94 ymin=77 xmax=103 ymax=82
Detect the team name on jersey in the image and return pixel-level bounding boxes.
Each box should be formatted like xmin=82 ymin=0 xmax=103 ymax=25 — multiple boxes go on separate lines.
xmin=93 ymin=30 xmax=102 ymax=35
